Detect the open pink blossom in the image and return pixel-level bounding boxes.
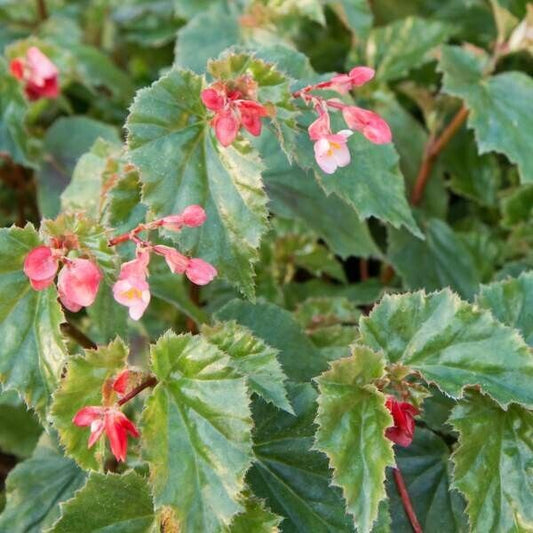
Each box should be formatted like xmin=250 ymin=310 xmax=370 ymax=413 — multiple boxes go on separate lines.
xmin=329 ymin=66 xmax=375 ymax=94
xmin=385 ymin=397 xmax=419 ymax=447
xmin=201 ymin=87 xmax=225 ymax=111
xmin=308 ymin=112 xmax=331 ymax=141
xmin=10 ymin=47 xmax=59 ymax=101
xmin=73 ymin=406 xmax=140 ymax=462
xmin=186 ymin=258 xmax=217 ymax=285
xmin=23 ymin=245 xmax=59 ymax=290
xmin=313 ymin=130 xmax=353 ymax=174
xmin=57 ymin=258 xmax=102 ymax=312
xmin=342 ymin=106 xmax=392 ymax=144
xmin=237 ymin=100 xmax=268 ymax=136
xmin=153 ymin=245 xmax=189 ymax=274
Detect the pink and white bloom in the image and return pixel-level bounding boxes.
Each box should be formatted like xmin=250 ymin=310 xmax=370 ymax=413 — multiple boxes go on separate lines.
xmin=329 ymin=66 xmax=375 ymax=94
xmin=342 ymin=106 xmax=392 ymax=144
xmin=23 ymin=245 xmax=59 ymax=290
xmin=57 ymin=258 xmax=102 ymax=312
xmin=313 ymin=130 xmax=353 ymax=174
xmin=73 ymin=406 xmax=140 ymax=462
xmin=10 ymin=47 xmax=59 ymax=101
xmin=185 ymin=258 xmax=217 ymax=285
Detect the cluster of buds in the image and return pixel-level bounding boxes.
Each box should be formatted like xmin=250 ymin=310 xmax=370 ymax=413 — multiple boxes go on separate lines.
xmin=384 ymin=396 xmax=419 ymax=447
xmin=73 ymin=370 xmax=141 ymax=462
xmin=110 ymin=205 xmax=217 ymax=320
xmin=10 ymin=46 xmax=59 ymax=101
xmin=201 ymin=75 xmax=270 ymax=147
xmin=294 ymin=66 xmax=392 ymax=174
xmin=24 ymin=239 xmax=102 ymax=312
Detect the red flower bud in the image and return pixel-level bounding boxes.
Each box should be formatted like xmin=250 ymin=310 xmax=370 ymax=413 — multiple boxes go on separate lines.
xmin=385 ymin=396 xmax=419 ymax=447
xmin=180 ymin=205 xmax=207 ymax=227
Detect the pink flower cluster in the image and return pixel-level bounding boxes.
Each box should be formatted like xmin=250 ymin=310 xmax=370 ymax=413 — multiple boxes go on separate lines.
xmin=10 ymin=47 xmax=59 ymax=101
xmin=73 ymin=370 xmax=140 ymax=462
xmin=295 ymin=66 xmax=392 ymax=174
xmin=24 ymin=244 xmax=102 ymax=312
xmin=201 ymin=76 xmax=269 ymax=146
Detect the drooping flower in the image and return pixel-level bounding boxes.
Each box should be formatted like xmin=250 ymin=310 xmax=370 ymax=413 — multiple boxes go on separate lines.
xmin=10 ymin=47 xmax=59 ymax=101
xmin=57 ymin=258 xmax=102 ymax=312
xmin=23 ymin=245 xmax=59 ymax=290
xmin=185 ymin=258 xmax=218 ymax=285
xmin=329 ymin=66 xmax=375 ymax=94
xmin=313 ymin=131 xmax=353 ymax=174
xmin=73 ymin=406 xmax=140 ymax=462
xmin=153 ymin=245 xmax=189 ymax=274
xmin=342 ymin=106 xmax=392 ymax=144
xmin=384 ymin=396 xmax=419 ymax=447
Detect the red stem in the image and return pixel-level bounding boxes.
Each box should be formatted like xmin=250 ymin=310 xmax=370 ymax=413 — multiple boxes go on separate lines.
xmin=117 ymin=376 xmax=158 ymax=406
xmin=393 ymin=467 xmax=423 ymax=533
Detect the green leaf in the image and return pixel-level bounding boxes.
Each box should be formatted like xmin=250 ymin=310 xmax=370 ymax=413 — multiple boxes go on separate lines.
xmin=51 ymin=339 xmax=129 ymax=470
xmin=126 ymin=68 xmax=268 ymax=298
xmin=141 ymin=332 xmax=253 ymax=532
xmin=249 ymin=383 xmax=353 ymax=532
xmin=315 ymin=347 xmax=394 ymax=532
xmin=476 ymin=272 xmax=533 ymax=346
xmin=201 ymin=321 xmax=293 ymax=414
xmin=51 ymin=471 xmax=155 ymax=532
xmin=366 ymin=17 xmax=452 ymax=81
xmin=228 ymin=492 xmax=283 ymax=533
xmin=0 ymin=389 xmax=41 ymax=458
xmin=0 ymin=224 xmax=66 ymax=418
xmin=0 ymin=433 xmax=86 ymax=532
xmin=449 ymin=392 xmax=533 ymax=531
xmin=387 ymin=428 xmax=467 ymax=532
xmin=0 ymin=57 xmax=33 ymax=166
xmin=215 ymin=299 xmax=328 ymax=382
xmin=37 ymin=116 xmax=120 ymax=218
xmin=387 ymin=219 xmax=481 ymax=300
xmin=359 ymin=289 xmax=533 ymax=408
xmin=327 ymin=0 xmax=373 ymax=39
xmin=257 ymin=128 xmax=380 ymax=259
xmin=439 ymin=45 xmax=533 ymax=183
xmin=501 ymin=184 xmax=533 ymax=228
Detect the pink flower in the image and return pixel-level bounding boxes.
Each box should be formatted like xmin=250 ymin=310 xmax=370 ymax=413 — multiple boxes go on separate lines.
xmin=201 ymin=87 xmax=225 ymax=111
xmin=329 ymin=66 xmax=375 ymax=94
xmin=73 ymin=406 xmax=140 ymax=462
xmin=57 ymin=258 xmax=102 ymax=312
xmin=10 ymin=47 xmax=59 ymax=101
xmin=23 ymin=245 xmax=59 ymax=290
xmin=313 ymin=131 xmax=353 ymax=174
xmin=153 ymin=245 xmax=189 ymax=274
xmin=308 ymin=112 xmax=332 ymax=141
xmin=385 ymin=397 xmax=419 ymax=447
xmin=212 ymin=109 xmax=241 ymax=147
xmin=342 ymin=106 xmax=392 ymax=144
xmin=237 ymin=100 xmax=268 ymax=137
xmin=160 ymin=205 xmax=207 ymax=231
xmin=112 ymin=370 xmax=130 ymax=395
xmin=185 ymin=258 xmax=217 ymax=285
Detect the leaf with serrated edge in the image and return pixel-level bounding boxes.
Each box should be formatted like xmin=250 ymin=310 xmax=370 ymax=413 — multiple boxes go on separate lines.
xmin=51 ymin=338 xmax=128 ymax=470
xmin=0 ymin=224 xmax=66 ymax=419
xmin=476 ymin=272 xmax=533 ymax=346
xmin=51 ymin=471 xmax=155 ymax=532
xmin=449 ymin=392 xmax=533 ymax=531
xmin=201 ymin=321 xmax=293 ymax=414
xmin=315 ymin=346 xmax=394 ymax=532
xmin=141 ymin=331 xmax=253 ymax=532
xmin=359 ymin=289 xmax=533 ymax=408
xmin=439 ymin=45 xmax=533 ymax=183
xmin=227 ymin=491 xmax=283 ymax=533
xmin=126 ymin=68 xmax=268 ymax=298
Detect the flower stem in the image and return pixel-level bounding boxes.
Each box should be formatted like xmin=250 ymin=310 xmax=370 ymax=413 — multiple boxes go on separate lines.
xmin=117 ymin=376 xmax=158 ymax=406
xmin=393 ymin=467 xmax=423 ymax=533
xmin=60 ymin=321 xmax=97 ymax=350
xmin=36 ymin=0 xmax=48 ymax=21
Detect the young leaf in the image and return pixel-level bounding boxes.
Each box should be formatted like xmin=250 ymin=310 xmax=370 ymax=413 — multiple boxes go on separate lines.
xmin=141 ymin=332 xmax=253 ymax=532
xmin=126 ymin=68 xmax=268 ymax=298
xmin=249 ymin=383 xmax=354 ymax=532
xmin=0 ymin=433 xmax=86 ymax=532
xmin=449 ymin=392 xmax=533 ymax=531
xmin=315 ymin=346 xmax=394 ymax=533
xmin=51 ymin=471 xmax=155 ymax=532
xmin=439 ymin=45 xmax=533 ymax=183
xmin=0 ymin=225 xmax=66 ymax=418
xmin=201 ymin=321 xmax=293 ymax=414
xmin=51 ymin=339 xmax=129 ymax=470
xmin=476 ymin=271 xmax=533 ymax=346
xmin=359 ymin=289 xmax=533 ymax=408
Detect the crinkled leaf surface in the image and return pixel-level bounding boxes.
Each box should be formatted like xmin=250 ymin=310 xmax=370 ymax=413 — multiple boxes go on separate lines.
xmin=51 ymin=339 xmax=128 ymax=470
xmin=359 ymin=290 xmax=533 ymax=408
xmin=439 ymin=45 xmax=533 ymax=183
xmin=249 ymin=383 xmax=353 ymax=532
xmin=0 ymin=225 xmax=66 ymax=418
xmin=477 ymin=272 xmax=533 ymax=346
xmin=201 ymin=321 xmax=293 ymax=413
xmin=315 ymin=347 xmax=394 ymax=533
xmin=51 ymin=471 xmax=155 ymax=533
xmin=126 ymin=68 xmax=268 ymax=298
xmin=449 ymin=392 xmax=533 ymax=532
xmin=141 ymin=332 xmax=253 ymax=532
xmin=0 ymin=433 xmax=86 ymax=533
